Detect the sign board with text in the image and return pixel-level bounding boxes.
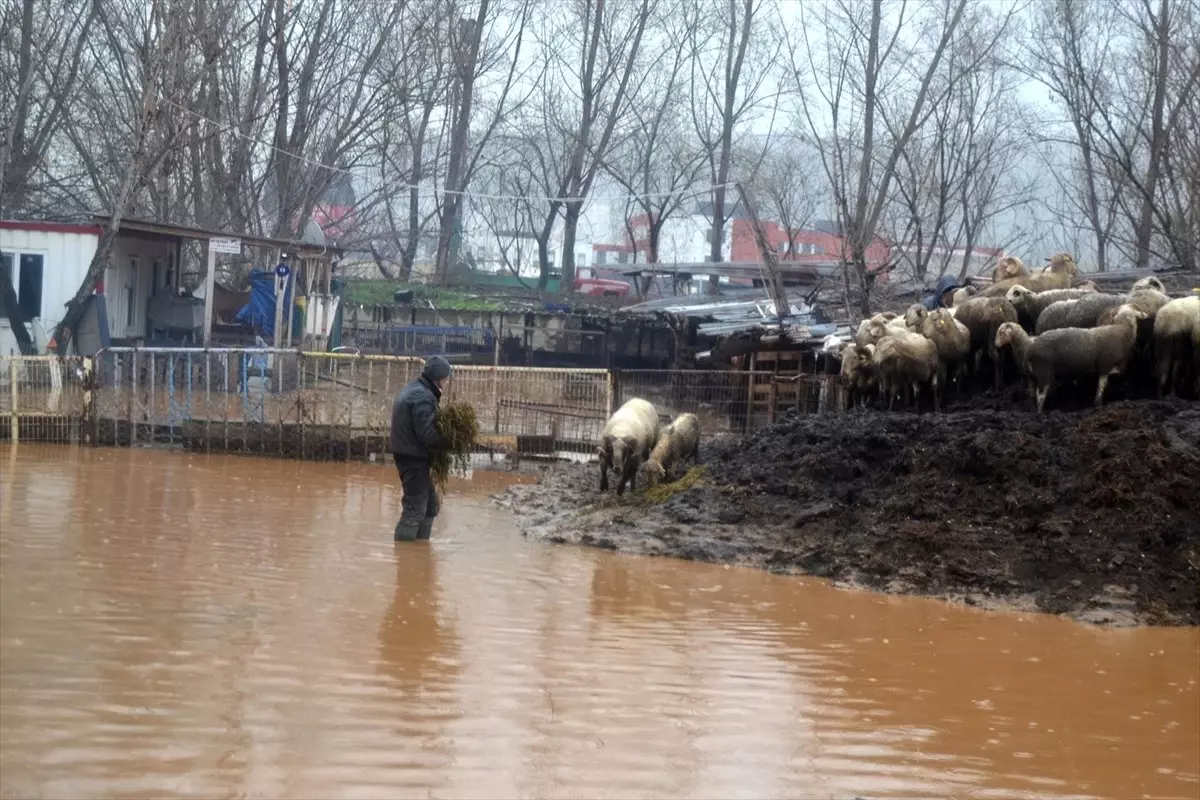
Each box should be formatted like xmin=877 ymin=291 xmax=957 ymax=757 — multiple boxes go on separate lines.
xmin=210 ymin=237 xmax=241 ymax=254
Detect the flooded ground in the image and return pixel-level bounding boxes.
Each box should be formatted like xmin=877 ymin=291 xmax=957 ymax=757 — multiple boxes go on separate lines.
xmin=1 ymin=444 xmax=1197 ymax=800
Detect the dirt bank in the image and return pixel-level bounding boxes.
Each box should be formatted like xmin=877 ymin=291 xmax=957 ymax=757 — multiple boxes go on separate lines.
xmin=494 ymin=401 xmax=1200 ymax=626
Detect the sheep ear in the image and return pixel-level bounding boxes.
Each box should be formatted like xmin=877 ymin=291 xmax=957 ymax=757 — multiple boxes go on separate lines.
xmin=601 ymin=434 xmax=614 ymax=452
xmin=622 ymin=434 xmax=637 ymax=451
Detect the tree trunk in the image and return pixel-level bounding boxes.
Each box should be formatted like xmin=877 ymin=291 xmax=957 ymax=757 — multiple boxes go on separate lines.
xmin=0 ymin=259 xmax=36 ymax=355
xmin=561 ymin=200 xmax=583 ymax=291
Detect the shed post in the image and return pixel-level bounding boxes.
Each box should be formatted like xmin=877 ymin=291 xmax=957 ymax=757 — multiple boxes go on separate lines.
xmin=202 ymin=240 xmax=216 ymax=347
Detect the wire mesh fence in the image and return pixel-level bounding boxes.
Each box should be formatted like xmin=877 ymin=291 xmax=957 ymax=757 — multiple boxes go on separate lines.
xmin=612 ymin=369 xmax=843 ymax=436
xmin=0 ymin=356 xmax=90 ymax=443
xmin=7 ymin=348 xmax=839 ymax=461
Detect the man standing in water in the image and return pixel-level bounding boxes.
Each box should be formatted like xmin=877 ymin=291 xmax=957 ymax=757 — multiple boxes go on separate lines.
xmin=389 ymin=355 xmax=452 ymax=541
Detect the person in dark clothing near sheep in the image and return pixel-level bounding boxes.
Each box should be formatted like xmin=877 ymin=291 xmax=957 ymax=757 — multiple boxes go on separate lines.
xmin=389 ymin=355 xmax=453 ymax=542
xmin=922 ymin=274 xmax=962 ymax=311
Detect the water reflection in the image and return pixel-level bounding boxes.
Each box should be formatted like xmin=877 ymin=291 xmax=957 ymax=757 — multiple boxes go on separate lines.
xmin=378 ymin=544 xmax=461 ymax=705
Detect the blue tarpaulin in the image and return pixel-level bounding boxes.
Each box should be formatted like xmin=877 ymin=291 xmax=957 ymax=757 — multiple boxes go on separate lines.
xmin=235 ymin=271 xmax=293 ymax=337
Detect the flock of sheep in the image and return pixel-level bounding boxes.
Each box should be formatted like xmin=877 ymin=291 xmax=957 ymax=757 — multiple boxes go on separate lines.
xmin=840 ymin=254 xmax=1200 ymax=413
xmin=596 ymin=398 xmax=701 ymax=495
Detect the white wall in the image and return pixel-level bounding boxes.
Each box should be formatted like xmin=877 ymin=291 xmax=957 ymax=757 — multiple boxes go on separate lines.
xmin=0 ymin=227 xmax=98 ymax=355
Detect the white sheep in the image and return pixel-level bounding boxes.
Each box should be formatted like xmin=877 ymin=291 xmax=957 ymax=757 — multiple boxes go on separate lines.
xmin=641 ymin=413 xmax=701 ymax=486
xmin=597 ymin=397 xmax=661 ymax=495
xmin=1152 ymin=295 xmax=1200 ymax=398
xmin=872 ymin=328 xmax=941 ymax=411
xmin=994 ymin=305 xmax=1146 ymax=413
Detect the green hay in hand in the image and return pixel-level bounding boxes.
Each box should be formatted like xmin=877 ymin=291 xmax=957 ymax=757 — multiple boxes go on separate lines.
xmin=431 ymin=401 xmax=479 ymax=488
xmin=641 ymin=466 xmax=705 ymax=505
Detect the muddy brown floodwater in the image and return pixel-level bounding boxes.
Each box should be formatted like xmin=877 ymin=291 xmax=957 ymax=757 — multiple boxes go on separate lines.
xmin=1 ymin=444 xmax=1198 ymax=800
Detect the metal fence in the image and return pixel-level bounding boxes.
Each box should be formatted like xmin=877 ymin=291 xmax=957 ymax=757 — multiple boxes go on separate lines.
xmin=612 ymin=368 xmax=842 ymax=435
xmin=2 ymin=348 xmax=838 ymax=461
xmin=0 ymin=356 xmax=91 ymax=443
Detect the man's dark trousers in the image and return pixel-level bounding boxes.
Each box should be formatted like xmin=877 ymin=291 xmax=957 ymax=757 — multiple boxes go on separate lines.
xmin=394 ymin=456 xmax=439 ymax=541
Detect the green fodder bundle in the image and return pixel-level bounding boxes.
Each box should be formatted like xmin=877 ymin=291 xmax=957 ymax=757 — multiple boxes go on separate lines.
xmin=431 ymin=401 xmax=479 ymax=488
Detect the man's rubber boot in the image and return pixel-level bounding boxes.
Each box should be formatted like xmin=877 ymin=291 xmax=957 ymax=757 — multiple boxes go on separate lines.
xmin=394 ymin=520 xmax=418 ymax=542
xmin=415 ymin=519 xmax=434 ymax=540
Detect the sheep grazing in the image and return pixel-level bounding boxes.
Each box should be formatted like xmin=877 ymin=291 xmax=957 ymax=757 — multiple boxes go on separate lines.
xmin=839 ymin=343 xmax=877 ymax=409
xmin=994 ymin=305 xmax=1146 ymax=413
xmin=953 ymin=296 xmax=1020 ymax=388
xmin=1034 ymin=292 xmax=1125 ymax=334
xmin=1152 ymin=295 xmax=1200 ymax=398
xmin=981 ymin=252 xmax=1080 ymax=297
xmin=991 ymin=255 xmax=1028 ymax=284
xmin=872 ymin=328 xmax=941 ymax=411
xmin=1004 ymin=284 xmax=1100 ymax=331
xmin=919 ymin=308 xmax=971 ymax=391
xmin=641 ymin=413 xmax=701 ymax=486
xmin=597 ymin=397 xmax=661 ymax=495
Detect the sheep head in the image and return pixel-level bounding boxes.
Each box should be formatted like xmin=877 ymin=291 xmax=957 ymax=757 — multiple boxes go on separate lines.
xmin=1131 ymin=276 xmax=1166 ymax=293
xmin=609 ymin=435 xmax=638 ymax=471
xmin=1114 ymin=304 xmax=1148 ymax=326
xmin=951 ymin=286 xmax=975 ymax=307
xmin=994 ymin=321 xmax=1021 ymax=348
xmin=642 ymin=460 xmax=667 ymax=486
xmin=1045 ymin=252 xmax=1079 ymax=277
xmin=993 ymin=256 xmax=1026 ymax=282
xmin=1005 ymin=284 xmax=1035 ymax=305
xmin=904 ymin=304 xmax=928 ymax=329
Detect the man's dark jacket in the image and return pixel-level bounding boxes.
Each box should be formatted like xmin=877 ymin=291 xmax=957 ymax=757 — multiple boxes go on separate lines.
xmin=390 ymin=376 xmax=448 ymax=461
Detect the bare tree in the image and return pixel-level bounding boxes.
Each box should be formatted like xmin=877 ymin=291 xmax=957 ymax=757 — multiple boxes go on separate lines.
xmin=603 ymin=5 xmax=706 ymax=265
xmin=433 ymin=0 xmax=537 ymax=284
xmin=688 ymin=0 xmax=781 ymax=291
xmin=784 ymin=0 xmax=1013 ymax=314
xmin=53 ymin=0 xmax=226 ymax=351
xmin=750 ymin=134 xmax=818 ymax=258
xmin=1033 ymin=0 xmax=1200 ymax=271
xmin=0 ymin=0 xmax=99 ymax=217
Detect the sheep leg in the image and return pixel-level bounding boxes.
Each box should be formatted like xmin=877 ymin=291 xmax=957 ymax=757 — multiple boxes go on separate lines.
xmin=1094 ymin=374 xmax=1110 ymax=407
xmin=599 ymin=459 xmax=610 ymax=492
xmin=1036 ymin=386 xmax=1049 ymax=413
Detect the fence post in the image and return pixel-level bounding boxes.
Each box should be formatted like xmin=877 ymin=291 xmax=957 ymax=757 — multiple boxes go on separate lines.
xmin=83 ymin=357 xmax=94 ymax=444
xmin=606 ymin=370 xmax=617 ymax=418
xmin=9 ymin=359 xmax=18 ymax=443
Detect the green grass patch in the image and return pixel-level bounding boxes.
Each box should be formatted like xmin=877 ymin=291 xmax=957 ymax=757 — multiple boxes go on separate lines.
xmin=343 ymin=279 xmax=503 ymax=310
xmin=641 ymin=466 xmax=705 ymax=505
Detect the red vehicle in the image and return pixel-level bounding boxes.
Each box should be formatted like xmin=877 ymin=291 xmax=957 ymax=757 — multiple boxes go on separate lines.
xmin=574 ymin=276 xmax=632 ymax=298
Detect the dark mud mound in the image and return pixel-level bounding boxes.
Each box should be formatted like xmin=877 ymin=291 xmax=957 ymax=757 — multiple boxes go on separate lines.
xmin=497 ymin=401 xmax=1200 ymax=626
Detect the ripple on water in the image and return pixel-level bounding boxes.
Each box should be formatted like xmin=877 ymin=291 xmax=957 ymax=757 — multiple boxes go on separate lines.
xmin=1 ymin=446 xmax=1197 ymax=800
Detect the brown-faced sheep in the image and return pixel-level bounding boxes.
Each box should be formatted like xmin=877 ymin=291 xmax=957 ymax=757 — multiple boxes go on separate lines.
xmin=1152 ymin=295 xmax=1200 ymax=398
xmin=919 ymin=308 xmax=971 ymax=391
xmin=953 ymin=296 xmax=1020 ymax=388
xmin=1005 ymin=284 xmax=1101 ymax=331
xmin=980 ymin=252 xmax=1080 ymax=297
xmin=597 ymin=397 xmax=660 ymax=495
xmin=872 ymin=329 xmax=941 ymax=411
xmin=994 ymin=305 xmax=1146 ymax=413
xmin=839 ymin=343 xmax=877 ymax=409
xmin=641 ymin=413 xmax=700 ymax=486
xmin=991 ymin=255 xmax=1028 ymax=284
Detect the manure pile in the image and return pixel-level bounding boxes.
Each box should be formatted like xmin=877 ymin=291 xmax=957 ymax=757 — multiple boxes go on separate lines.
xmin=501 ymin=400 xmax=1200 ymax=625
